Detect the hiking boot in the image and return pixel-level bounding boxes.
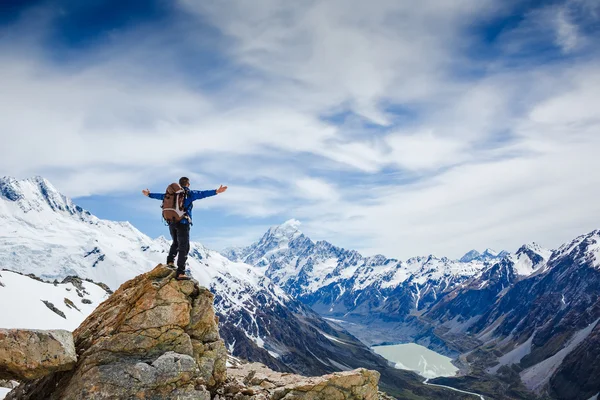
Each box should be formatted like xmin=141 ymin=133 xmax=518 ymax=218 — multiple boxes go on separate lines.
xmin=176 ymin=274 xmax=191 ymax=281
xmin=166 ymin=262 xmax=176 ymax=269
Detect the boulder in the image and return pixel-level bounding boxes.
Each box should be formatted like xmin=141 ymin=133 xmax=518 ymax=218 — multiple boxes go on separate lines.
xmin=0 ymin=329 xmax=76 ymax=380
xmin=7 ymin=265 xmax=226 ymax=400
xmin=222 ymin=362 xmax=380 ymax=400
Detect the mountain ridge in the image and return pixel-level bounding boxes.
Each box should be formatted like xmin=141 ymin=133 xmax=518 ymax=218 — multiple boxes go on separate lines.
xmin=225 ymin=220 xmax=600 ymax=399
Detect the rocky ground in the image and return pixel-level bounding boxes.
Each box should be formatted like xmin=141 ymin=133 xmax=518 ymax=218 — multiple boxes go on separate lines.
xmin=218 ymin=362 xmax=380 ymax=400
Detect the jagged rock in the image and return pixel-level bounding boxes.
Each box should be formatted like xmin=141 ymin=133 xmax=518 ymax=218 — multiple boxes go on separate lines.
xmin=63 ymin=297 xmax=80 ymax=311
xmin=7 ymin=265 xmax=226 ymax=400
xmin=226 ymin=362 xmax=380 ymax=400
xmin=0 ymin=329 xmax=76 ymax=380
xmin=41 ymin=300 xmax=66 ymax=319
xmin=0 ymin=379 xmax=19 ymax=389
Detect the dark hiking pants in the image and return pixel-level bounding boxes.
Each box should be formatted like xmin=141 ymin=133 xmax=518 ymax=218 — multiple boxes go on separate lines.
xmin=167 ymin=222 xmax=190 ymax=276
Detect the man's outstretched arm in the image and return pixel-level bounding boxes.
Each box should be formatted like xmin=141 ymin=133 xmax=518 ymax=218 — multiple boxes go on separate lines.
xmin=142 ymin=189 xmax=164 ymax=200
xmin=189 ymin=185 xmax=227 ymax=201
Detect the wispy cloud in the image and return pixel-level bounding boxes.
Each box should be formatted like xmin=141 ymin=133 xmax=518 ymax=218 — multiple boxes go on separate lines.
xmin=1 ymin=0 xmax=599 ymax=258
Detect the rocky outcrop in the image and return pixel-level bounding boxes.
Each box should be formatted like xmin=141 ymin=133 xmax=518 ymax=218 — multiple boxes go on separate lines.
xmin=7 ymin=265 xmax=227 ymax=400
xmin=0 ymin=329 xmax=76 ymax=380
xmin=219 ymin=362 xmax=380 ymax=400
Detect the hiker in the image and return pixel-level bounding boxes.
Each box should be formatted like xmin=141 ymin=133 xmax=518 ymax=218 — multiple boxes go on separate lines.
xmin=142 ymin=177 xmax=227 ymax=280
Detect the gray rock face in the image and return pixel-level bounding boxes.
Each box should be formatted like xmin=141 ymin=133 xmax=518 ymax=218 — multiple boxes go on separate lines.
xmin=0 ymin=329 xmax=76 ymax=380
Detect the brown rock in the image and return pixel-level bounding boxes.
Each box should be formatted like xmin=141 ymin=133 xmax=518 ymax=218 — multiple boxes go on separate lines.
xmin=7 ymin=265 xmax=227 ymax=400
xmin=227 ymin=362 xmax=380 ymax=400
xmin=0 ymin=329 xmax=76 ymax=380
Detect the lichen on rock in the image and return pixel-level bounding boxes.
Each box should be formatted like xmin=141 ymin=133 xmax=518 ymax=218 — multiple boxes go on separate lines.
xmin=0 ymin=329 xmax=76 ymax=381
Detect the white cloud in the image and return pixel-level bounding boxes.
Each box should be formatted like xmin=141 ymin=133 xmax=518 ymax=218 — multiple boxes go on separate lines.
xmin=528 ymin=68 xmax=600 ymax=127
xmin=199 ymin=185 xmax=288 ymax=218
xmin=295 ymin=178 xmax=339 ymax=201
xmin=288 ymin=63 xmax=600 ymax=258
xmin=1 ymin=0 xmax=599 ymax=259
xmin=179 ymin=0 xmax=495 ymax=122
xmin=385 ymin=131 xmax=467 ymax=171
xmin=555 ymin=8 xmax=579 ymax=53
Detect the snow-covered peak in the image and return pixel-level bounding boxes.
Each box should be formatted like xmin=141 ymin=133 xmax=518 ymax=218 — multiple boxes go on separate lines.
xmin=1 ymin=176 xmax=59 ymax=202
xmin=554 ymin=230 xmax=600 ymax=269
xmin=459 ymin=248 xmax=507 ymax=263
xmin=509 ymin=243 xmax=551 ymax=276
xmin=482 ymin=248 xmax=499 ymax=258
xmin=0 ymin=176 xmax=92 ymax=220
xmin=459 ymin=250 xmax=481 ymax=263
xmin=483 ymin=248 xmax=498 ymax=257
xmin=516 ymin=242 xmax=552 ymax=261
xmin=229 ymin=219 xmax=315 ymax=267
xmin=0 ymin=176 xmax=22 ymax=201
xmin=266 ymin=219 xmax=303 ymax=241
xmin=498 ymin=250 xmax=510 ymax=258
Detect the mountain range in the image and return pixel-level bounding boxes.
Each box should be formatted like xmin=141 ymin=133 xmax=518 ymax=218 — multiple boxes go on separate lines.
xmin=0 ymin=176 xmax=474 ymax=399
xmin=2 ymin=176 xmax=599 ymax=399
xmin=224 ymin=220 xmax=600 ymax=399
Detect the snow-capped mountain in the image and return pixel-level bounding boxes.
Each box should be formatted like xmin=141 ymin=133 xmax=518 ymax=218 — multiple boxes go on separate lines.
xmin=424 ymin=243 xmax=553 ymax=335
xmin=224 ymin=219 xmax=524 ymax=349
xmin=0 ymin=176 xmax=167 ymax=289
xmin=5 ymin=176 xmax=599 ymax=399
xmin=459 ymin=248 xmax=509 ymax=263
xmin=226 ymin=220 xmax=600 ymax=399
xmin=0 ymin=176 xmax=442 ymax=398
xmin=446 ymin=230 xmax=600 ymax=399
xmin=224 ymin=219 xmax=498 ymax=303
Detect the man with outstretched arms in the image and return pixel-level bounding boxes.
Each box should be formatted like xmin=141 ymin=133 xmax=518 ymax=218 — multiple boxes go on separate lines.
xmin=143 ymin=177 xmax=227 ymax=280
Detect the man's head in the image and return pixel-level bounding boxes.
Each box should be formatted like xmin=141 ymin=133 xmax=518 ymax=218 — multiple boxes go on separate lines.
xmin=179 ymin=177 xmax=190 ymax=188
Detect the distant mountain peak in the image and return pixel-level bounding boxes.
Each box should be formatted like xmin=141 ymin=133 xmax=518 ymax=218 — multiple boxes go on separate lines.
xmin=459 ymin=248 xmax=507 ymax=263
xmin=1 ymin=175 xmax=60 ymax=201
xmin=459 ymin=250 xmax=481 ymax=263
xmin=267 ymin=219 xmax=302 ymax=238
xmin=0 ymin=176 xmax=23 ymax=201
xmin=0 ymin=175 xmax=91 ymax=219
xmin=482 ymin=248 xmax=498 ymax=257
xmin=555 ymin=229 xmax=600 ymax=269
xmin=498 ymin=250 xmax=511 ymax=258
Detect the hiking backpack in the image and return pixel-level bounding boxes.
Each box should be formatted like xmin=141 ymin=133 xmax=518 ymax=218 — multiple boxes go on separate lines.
xmin=161 ymin=183 xmax=188 ymax=224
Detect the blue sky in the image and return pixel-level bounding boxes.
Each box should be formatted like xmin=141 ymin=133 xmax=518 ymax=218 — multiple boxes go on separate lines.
xmin=1 ymin=0 xmax=600 ymax=258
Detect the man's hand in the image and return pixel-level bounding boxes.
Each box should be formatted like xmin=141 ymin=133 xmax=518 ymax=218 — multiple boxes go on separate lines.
xmin=216 ymin=185 xmax=228 ymax=194
xmin=142 ymin=189 xmax=150 ymax=196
